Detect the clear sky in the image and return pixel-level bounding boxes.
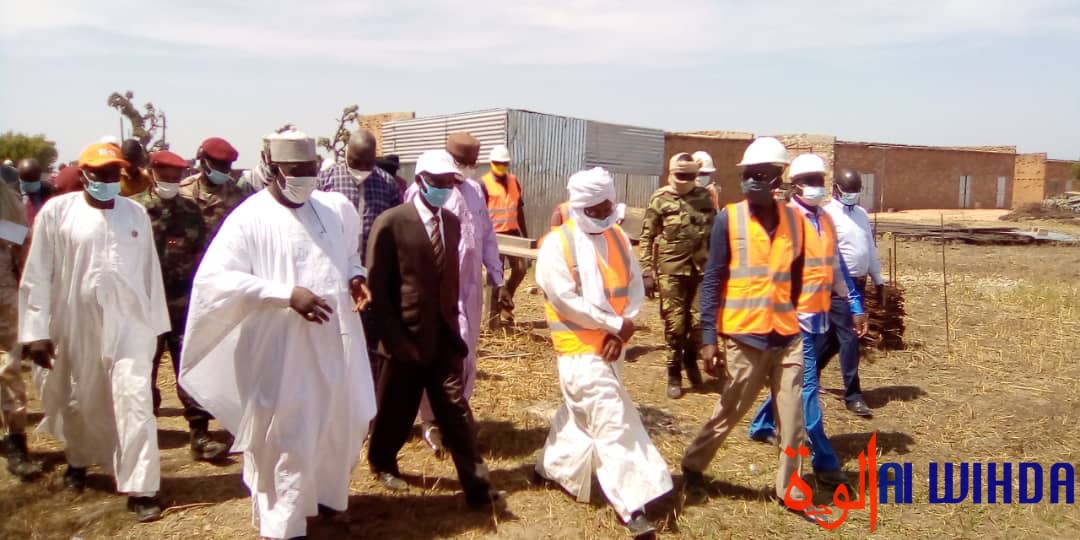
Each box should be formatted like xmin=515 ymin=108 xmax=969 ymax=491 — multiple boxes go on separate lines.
xmin=2 ymin=0 xmax=1078 ymax=168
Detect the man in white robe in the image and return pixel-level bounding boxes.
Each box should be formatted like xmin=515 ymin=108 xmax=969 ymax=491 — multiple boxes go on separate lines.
xmin=534 ymin=167 xmax=672 ymax=539
xmin=19 ymin=142 xmax=169 ymax=521
xmin=179 ymin=128 xmax=376 ymax=540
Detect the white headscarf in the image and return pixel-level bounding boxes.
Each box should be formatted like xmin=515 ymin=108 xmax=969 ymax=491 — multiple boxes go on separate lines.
xmin=564 ymin=167 xmax=619 ymax=314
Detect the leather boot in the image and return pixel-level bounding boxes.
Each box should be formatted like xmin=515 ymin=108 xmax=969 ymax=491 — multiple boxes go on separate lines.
xmin=666 ymin=350 xmax=683 ymax=399
xmin=683 ymin=345 xmax=703 ymax=387
xmin=190 ymin=427 xmax=229 ymax=462
xmin=4 ymin=433 xmax=43 ymax=481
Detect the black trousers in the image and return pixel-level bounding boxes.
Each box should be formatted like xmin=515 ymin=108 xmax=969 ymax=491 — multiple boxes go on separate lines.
xmin=151 ymin=330 xmax=212 ymax=430
xmin=367 ymin=354 xmax=491 ymax=501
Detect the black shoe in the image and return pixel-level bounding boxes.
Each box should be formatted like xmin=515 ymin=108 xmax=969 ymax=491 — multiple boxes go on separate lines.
xmin=627 ymin=511 xmax=656 ymax=538
xmin=376 ymin=471 xmax=408 ymax=492
xmin=686 ymin=367 xmax=704 ymax=388
xmin=4 ymin=433 xmax=43 ymax=481
xmin=63 ymin=465 xmax=87 ymax=492
xmin=666 ymin=381 xmax=683 ymax=399
xmin=527 ymin=467 xmax=547 ymax=486
xmin=317 ymin=503 xmax=343 ymax=521
xmin=846 ymin=399 xmax=873 ymax=418
xmin=127 ymin=495 xmax=163 ymax=523
xmin=467 ymin=489 xmax=509 ymax=512
xmin=816 ymin=469 xmax=849 ymax=488
xmin=421 ymin=423 xmax=446 ymax=459
xmin=190 ymin=428 xmax=229 ymax=462
xmin=750 ymin=432 xmax=779 ymax=447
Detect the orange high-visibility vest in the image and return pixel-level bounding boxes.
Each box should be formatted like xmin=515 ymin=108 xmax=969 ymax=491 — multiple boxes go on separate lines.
xmin=791 ymin=203 xmax=837 ymax=315
xmin=544 ymin=220 xmax=633 ymax=356
xmin=482 ymin=172 xmax=522 ymax=233
xmin=720 ymin=200 xmax=803 ymax=336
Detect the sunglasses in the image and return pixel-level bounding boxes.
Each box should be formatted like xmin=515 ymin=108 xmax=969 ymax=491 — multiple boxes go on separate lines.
xmin=743 ymin=170 xmax=780 ymax=183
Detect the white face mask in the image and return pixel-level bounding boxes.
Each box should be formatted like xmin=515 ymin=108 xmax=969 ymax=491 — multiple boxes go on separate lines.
xmin=348 ymin=167 xmax=371 ymax=182
xmin=799 ymin=186 xmax=826 ymax=206
xmin=280 ymin=175 xmax=319 ymax=204
xmin=839 ymin=191 xmax=861 ymax=206
xmin=155 ymin=182 xmax=180 ymax=199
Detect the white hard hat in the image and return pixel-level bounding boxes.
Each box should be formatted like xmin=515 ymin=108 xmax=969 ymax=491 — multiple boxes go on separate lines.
xmin=489 ymin=144 xmax=511 ymax=163
xmin=737 ymin=137 xmax=789 ymax=167
xmin=692 ymin=151 xmax=716 ymax=173
xmin=789 ymin=153 xmax=826 ymax=179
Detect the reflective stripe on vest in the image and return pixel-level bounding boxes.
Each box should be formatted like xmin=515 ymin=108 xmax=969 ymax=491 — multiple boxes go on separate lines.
xmin=482 ymin=172 xmax=521 ymax=233
xmin=792 ymin=203 xmax=837 ymax=315
xmin=544 ymin=220 xmax=632 ymax=356
xmin=720 ymin=200 xmax=803 ymax=336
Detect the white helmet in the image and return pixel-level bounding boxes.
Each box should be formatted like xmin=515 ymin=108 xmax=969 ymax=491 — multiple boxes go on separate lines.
xmin=789 ymin=153 xmax=826 ymax=180
xmin=737 ymin=137 xmax=789 ymax=167
xmin=489 ymin=144 xmax=511 ymax=163
xmin=692 ymin=151 xmax=716 ymax=173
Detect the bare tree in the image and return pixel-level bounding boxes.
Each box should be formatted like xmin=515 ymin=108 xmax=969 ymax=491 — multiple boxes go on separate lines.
xmin=107 ymin=90 xmax=169 ymax=150
xmin=317 ymin=105 xmax=360 ymax=163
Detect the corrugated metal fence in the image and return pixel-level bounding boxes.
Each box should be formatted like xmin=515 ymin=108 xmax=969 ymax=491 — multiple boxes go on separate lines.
xmin=507 ymin=110 xmax=587 ymax=238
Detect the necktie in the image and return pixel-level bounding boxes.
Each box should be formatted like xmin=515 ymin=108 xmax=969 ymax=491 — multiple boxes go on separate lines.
xmin=430 ymin=213 xmax=444 ymax=269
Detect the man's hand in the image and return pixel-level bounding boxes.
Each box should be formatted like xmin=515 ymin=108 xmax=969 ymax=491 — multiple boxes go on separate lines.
xmin=701 ymin=343 xmax=725 ymax=378
xmin=876 ymin=284 xmax=887 ymax=309
xmin=290 ymin=286 xmax=333 ymax=323
xmin=854 ymin=314 xmax=869 ymax=337
xmin=497 ymin=286 xmax=515 ymax=311
xmin=350 ymin=276 xmax=372 ymax=312
xmin=23 ymin=339 xmax=55 ymax=369
xmin=601 ymin=335 xmax=623 ymax=363
xmin=617 ymin=318 xmax=636 ymax=342
xmin=642 ymin=275 xmax=656 ymax=299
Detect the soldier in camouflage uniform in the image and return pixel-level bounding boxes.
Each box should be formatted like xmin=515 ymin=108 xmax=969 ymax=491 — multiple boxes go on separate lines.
xmin=134 ymin=150 xmax=227 ymax=462
xmin=639 ymin=153 xmax=717 ymax=399
xmin=178 ymin=137 xmax=252 ymax=240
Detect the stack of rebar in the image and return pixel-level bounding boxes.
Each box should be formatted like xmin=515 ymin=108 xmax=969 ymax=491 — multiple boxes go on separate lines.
xmin=860 ymin=284 xmax=906 ymax=351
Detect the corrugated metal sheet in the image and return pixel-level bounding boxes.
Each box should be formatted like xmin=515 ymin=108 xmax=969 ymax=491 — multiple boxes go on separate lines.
xmin=507 ymin=110 xmax=587 ymax=239
xmin=382 ymin=109 xmax=508 ymax=162
xmin=584 ymin=121 xmax=665 ymax=175
xmin=623 ymin=173 xmax=660 ymax=208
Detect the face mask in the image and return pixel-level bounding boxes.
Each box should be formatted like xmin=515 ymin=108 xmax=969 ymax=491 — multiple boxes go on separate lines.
xmin=19 ymin=180 xmax=42 ymax=194
xmin=742 ymin=179 xmax=775 ymax=206
xmin=798 ymin=186 xmax=826 ymax=206
xmin=839 ymin=191 xmax=861 ymax=206
xmin=206 ymin=166 xmax=232 ymax=185
xmin=490 ymin=163 xmax=509 ymax=176
xmin=420 ymin=178 xmax=453 ymax=208
xmin=279 ymin=175 xmax=318 ymax=204
xmin=155 ymin=182 xmax=180 ymax=199
xmin=348 ymin=167 xmax=372 ymax=182
xmin=588 ymin=215 xmax=616 ymax=232
xmin=83 ymin=172 xmax=121 ymax=202
xmin=696 ymin=175 xmax=711 ymax=187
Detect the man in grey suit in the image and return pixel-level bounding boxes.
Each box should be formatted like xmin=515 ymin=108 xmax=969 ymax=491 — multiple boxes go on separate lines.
xmin=365 ymin=149 xmax=507 ymax=512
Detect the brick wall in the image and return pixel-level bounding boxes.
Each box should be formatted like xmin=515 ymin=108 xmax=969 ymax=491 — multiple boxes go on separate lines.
xmin=1045 ymin=160 xmax=1077 ymax=197
xmin=663 ymin=134 xmax=752 ymax=206
xmin=835 ymin=143 xmax=1015 ymax=211
xmin=1013 ymin=153 xmax=1047 ymax=206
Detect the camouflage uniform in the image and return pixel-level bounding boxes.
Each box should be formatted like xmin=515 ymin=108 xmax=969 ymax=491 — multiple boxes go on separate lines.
xmin=130 ymin=188 xmax=212 ymax=428
xmin=178 ymin=172 xmax=253 ymax=241
xmin=1 ymin=240 xmax=27 ymax=434
xmin=639 ymin=185 xmax=717 ymax=388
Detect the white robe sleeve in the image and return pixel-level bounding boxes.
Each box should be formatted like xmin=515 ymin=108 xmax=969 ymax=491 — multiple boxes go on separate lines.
xmin=18 ymin=203 xmax=55 ymax=343
xmin=535 ymin=231 xmax=624 ymax=335
xmin=335 ymin=193 xmax=366 ymax=279
xmin=138 ymin=205 xmax=172 ymax=336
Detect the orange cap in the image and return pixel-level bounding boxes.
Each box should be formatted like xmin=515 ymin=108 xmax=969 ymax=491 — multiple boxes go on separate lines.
xmin=78 ymin=143 xmax=130 ymax=169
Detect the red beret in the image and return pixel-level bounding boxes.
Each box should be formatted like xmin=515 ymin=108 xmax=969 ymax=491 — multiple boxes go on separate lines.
xmin=199 ymin=137 xmax=238 ymax=162
xmin=54 ymin=165 xmax=84 ymax=194
xmin=149 ymin=150 xmax=188 ymax=169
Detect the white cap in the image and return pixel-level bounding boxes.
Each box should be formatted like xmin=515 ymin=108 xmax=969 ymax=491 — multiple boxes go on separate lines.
xmin=789 ymin=153 xmax=827 ymax=179
xmin=416 ymin=149 xmax=463 ymax=178
xmin=692 ymin=151 xmax=716 ymax=173
xmin=99 ymin=135 xmax=120 ymax=146
xmin=267 ymin=128 xmax=317 ymax=163
xmin=737 ymin=137 xmax=789 ymax=167
xmin=489 ymin=144 xmax=511 ymax=163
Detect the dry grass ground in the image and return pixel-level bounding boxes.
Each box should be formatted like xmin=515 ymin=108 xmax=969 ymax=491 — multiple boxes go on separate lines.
xmin=3 ymin=237 xmax=1080 ymax=539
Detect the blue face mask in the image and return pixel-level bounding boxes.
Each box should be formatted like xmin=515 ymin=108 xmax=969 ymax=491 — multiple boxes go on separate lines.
xmin=206 ymin=166 xmax=232 ymax=185
xmin=85 ymin=178 xmax=121 ymax=202
xmin=19 ymin=180 xmax=42 ymax=194
xmin=420 ymin=178 xmax=452 ymax=208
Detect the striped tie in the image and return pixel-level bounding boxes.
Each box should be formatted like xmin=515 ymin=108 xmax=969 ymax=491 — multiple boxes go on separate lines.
xmin=430 ymin=214 xmax=444 ymax=269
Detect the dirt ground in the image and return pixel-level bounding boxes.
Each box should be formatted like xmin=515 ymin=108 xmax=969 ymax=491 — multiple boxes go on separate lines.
xmin=3 ymin=232 xmax=1080 ymax=539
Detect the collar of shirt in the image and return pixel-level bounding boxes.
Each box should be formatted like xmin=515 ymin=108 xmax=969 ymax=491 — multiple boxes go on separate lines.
xmin=348 ymin=168 xmax=372 ymax=185
xmin=412 ymin=194 xmax=442 ymax=241
xmin=791 ymin=199 xmax=822 ymax=233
